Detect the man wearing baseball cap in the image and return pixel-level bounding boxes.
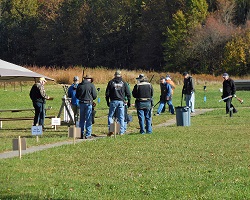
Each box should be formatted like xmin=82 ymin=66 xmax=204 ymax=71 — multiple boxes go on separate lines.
xmin=222 ymin=73 xmax=237 ymax=114
xmin=182 ymin=72 xmax=195 ymax=113
xmin=68 ymin=76 xmax=80 ymax=122
xmin=29 ymin=77 xmax=51 ymax=129
xmin=105 ymin=70 xmax=131 ymax=136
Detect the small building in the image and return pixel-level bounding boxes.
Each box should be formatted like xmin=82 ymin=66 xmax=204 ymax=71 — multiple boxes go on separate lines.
xmin=234 ymin=80 xmax=250 ymax=90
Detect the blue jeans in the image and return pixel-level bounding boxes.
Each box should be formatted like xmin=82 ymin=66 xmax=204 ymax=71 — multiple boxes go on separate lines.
xmin=79 ymin=103 xmax=93 ymax=137
xmin=108 ymin=100 xmax=125 ymax=134
xmin=185 ymin=92 xmax=195 ymax=112
xmin=157 ymin=100 xmax=175 ymax=114
xmin=157 ymin=101 xmax=165 ymax=114
xmin=33 ymin=101 xmax=45 ymax=127
xmin=167 ymin=100 xmax=175 ymax=114
xmin=137 ymin=108 xmax=152 ymax=134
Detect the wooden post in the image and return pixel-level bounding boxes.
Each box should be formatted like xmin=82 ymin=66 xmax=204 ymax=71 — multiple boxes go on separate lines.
xmin=18 ymin=136 xmax=22 ymax=159
xmin=36 ymin=135 xmax=39 ymax=142
xmin=73 ymin=125 xmax=76 ymax=145
xmin=114 ymin=120 xmax=117 ymax=138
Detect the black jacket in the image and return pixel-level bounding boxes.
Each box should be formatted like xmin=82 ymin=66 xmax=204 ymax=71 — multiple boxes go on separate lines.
xmin=222 ymin=78 xmax=236 ymax=98
xmin=182 ymin=76 xmax=195 ymax=95
xmin=132 ymin=81 xmax=153 ymax=100
xmin=76 ymin=80 xmax=97 ymax=102
xmin=105 ymin=77 xmax=131 ymax=103
xmin=29 ymin=83 xmax=48 ymax=103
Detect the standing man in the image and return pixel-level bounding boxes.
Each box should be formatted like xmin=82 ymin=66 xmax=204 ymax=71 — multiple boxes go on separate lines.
xmin=132 ymin=74 xmax=154 ymax=134
xmin=156 ymin=77 xmax=174 ymax=115
xmin=222 ymin=73 xmax=237 ymax=114
xmin=182 ymin=72 xmax=195 ymax=113
xmin=106 ymin=70 xmax=131 ymax=136
xmin=29 ymin=77 xmax=50 ymax=129
xmin=68 ymin=76 xmax=80 ymax=122
xmin=76 ymin=75 xmax=97 ymax=139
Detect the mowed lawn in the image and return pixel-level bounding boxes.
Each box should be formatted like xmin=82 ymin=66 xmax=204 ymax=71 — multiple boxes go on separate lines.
xmin=0 ymin=82 xmax=250 ymax=199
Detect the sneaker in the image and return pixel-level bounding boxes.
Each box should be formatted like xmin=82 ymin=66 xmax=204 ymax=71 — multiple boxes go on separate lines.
xmin=85 ymin=136 xmax=93 ymax=139
xmin=233 ymin=109 xmax=238 ymax=113
xmin=154 ymin=113 xmax=159 ymax=116
xmin=107 ymin=132 xmax=114 ymax=136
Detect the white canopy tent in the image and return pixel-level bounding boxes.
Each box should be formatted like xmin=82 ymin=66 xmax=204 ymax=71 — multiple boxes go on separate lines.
xmin=0 ymin=59 xmax=54 ymax=82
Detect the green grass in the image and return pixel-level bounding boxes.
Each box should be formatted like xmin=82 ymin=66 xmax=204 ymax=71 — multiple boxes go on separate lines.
xmin=0 ymin=82 xmax=250 ymax=199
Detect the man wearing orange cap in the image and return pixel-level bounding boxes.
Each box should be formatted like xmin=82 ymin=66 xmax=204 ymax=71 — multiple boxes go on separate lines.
xmin=30 ymin=77 xmax=51 ymax=129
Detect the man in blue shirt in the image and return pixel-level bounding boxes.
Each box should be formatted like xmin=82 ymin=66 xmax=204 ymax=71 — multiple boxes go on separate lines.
xmin=156 ymin=77 xmax=174 ymax=115
xmin=68 ymin=76 xmax=80 ymax=122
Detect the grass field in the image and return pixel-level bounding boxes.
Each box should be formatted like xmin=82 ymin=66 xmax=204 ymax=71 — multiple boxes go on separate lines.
xmin=0 ymin=81 xmax=249 ymax=199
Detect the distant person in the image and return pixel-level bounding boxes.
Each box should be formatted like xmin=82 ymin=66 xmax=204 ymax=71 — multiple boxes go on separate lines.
xmin=132 ymin=74 xmax=154 ymax=134
xmin=156 ymin=77 xmax=174 ymax=115
xmin=182 ymin=72 xmax=195 ymax=113
xmin=105 ymin=70 xmax=131 ymax=136
xmin=29 ymin=77 xmax=51 ymax=129
xmin=221 ymin=73 xmax=237 ymax=114
xmin=76 ymin=75 xmax=97 ymax=139
xmin=165 ymin=74 xmax=176 ymax=113
xmin=68 ymin=76 xmax=80 ymax=122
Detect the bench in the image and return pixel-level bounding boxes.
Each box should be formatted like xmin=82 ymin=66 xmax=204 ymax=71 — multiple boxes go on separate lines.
xmin=0 ymin=108 xmax=53 ymax=129
xmin=234 ymin=80 xmax=250 ymax=90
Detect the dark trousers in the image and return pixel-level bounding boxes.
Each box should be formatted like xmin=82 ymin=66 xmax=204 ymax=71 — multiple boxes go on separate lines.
xmin=225 ymin=98 xmax=235 ymax=113
xmin=33 ymin=101 xmax=45 ymax=127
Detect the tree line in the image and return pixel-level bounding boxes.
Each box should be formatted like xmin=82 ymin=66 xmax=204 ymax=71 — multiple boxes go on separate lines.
xmin=0 ymin=0 xmax=249 ymax=75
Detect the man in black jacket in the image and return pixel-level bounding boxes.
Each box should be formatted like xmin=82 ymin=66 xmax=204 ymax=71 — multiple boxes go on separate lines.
xmin=132 ymin=74 xmax=154 ymax=134
xmin=222 ymin=73 xmax=237 ymax=114
xmin=76 ymin=75 xmax=97 ymax=139
xmin=106 ymin=70 xmax=131 ymax=136
xmin=30 ymin=77 xmax=51 ymax=128
xmin=182 ymin=72 xmax=195 ymax=113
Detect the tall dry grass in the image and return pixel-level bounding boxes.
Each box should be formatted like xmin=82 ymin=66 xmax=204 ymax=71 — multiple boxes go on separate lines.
xmin=25 ymin=66 xmax=225 ymax=85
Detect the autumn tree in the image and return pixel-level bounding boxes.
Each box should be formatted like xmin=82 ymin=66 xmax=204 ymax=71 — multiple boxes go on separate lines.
xmin=222 ymin=30 xmax=250 ymax=75
xmin=163 ymin=0 xmax=208 ymax=73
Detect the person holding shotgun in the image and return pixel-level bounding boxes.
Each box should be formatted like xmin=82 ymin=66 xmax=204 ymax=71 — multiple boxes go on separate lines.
xmin=182 ymin=72 xmax=195 ymax=113
xmin=222 ymin=73 xmax=237 ymax=114
xmin=155 ymin=77 xmax=174 ymax=115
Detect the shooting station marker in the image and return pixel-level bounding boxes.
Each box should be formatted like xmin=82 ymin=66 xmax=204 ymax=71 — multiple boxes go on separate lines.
xmin=68 ymin=125 xmax=81 ymax=144
xmin=13 ymin=136 xmax=26 ymax=159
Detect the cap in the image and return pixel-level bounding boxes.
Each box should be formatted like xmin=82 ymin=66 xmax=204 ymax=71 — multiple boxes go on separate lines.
xmin=136 ymin=74 xmax=145 ymax=80
xmin=39 ymin=77 xmax=47 ymax=82
xmin=166 ymin=74 xmax=171 ymax=80
xmin=73 ymin=76 xmax=79 ymax=81
xmin=182 ymin=72 xmax=188 ymax=76
xmin=222 ymin=73 xmax=229 ymax=77
xmin=114 ymin=70 xmax=122 ymax=77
